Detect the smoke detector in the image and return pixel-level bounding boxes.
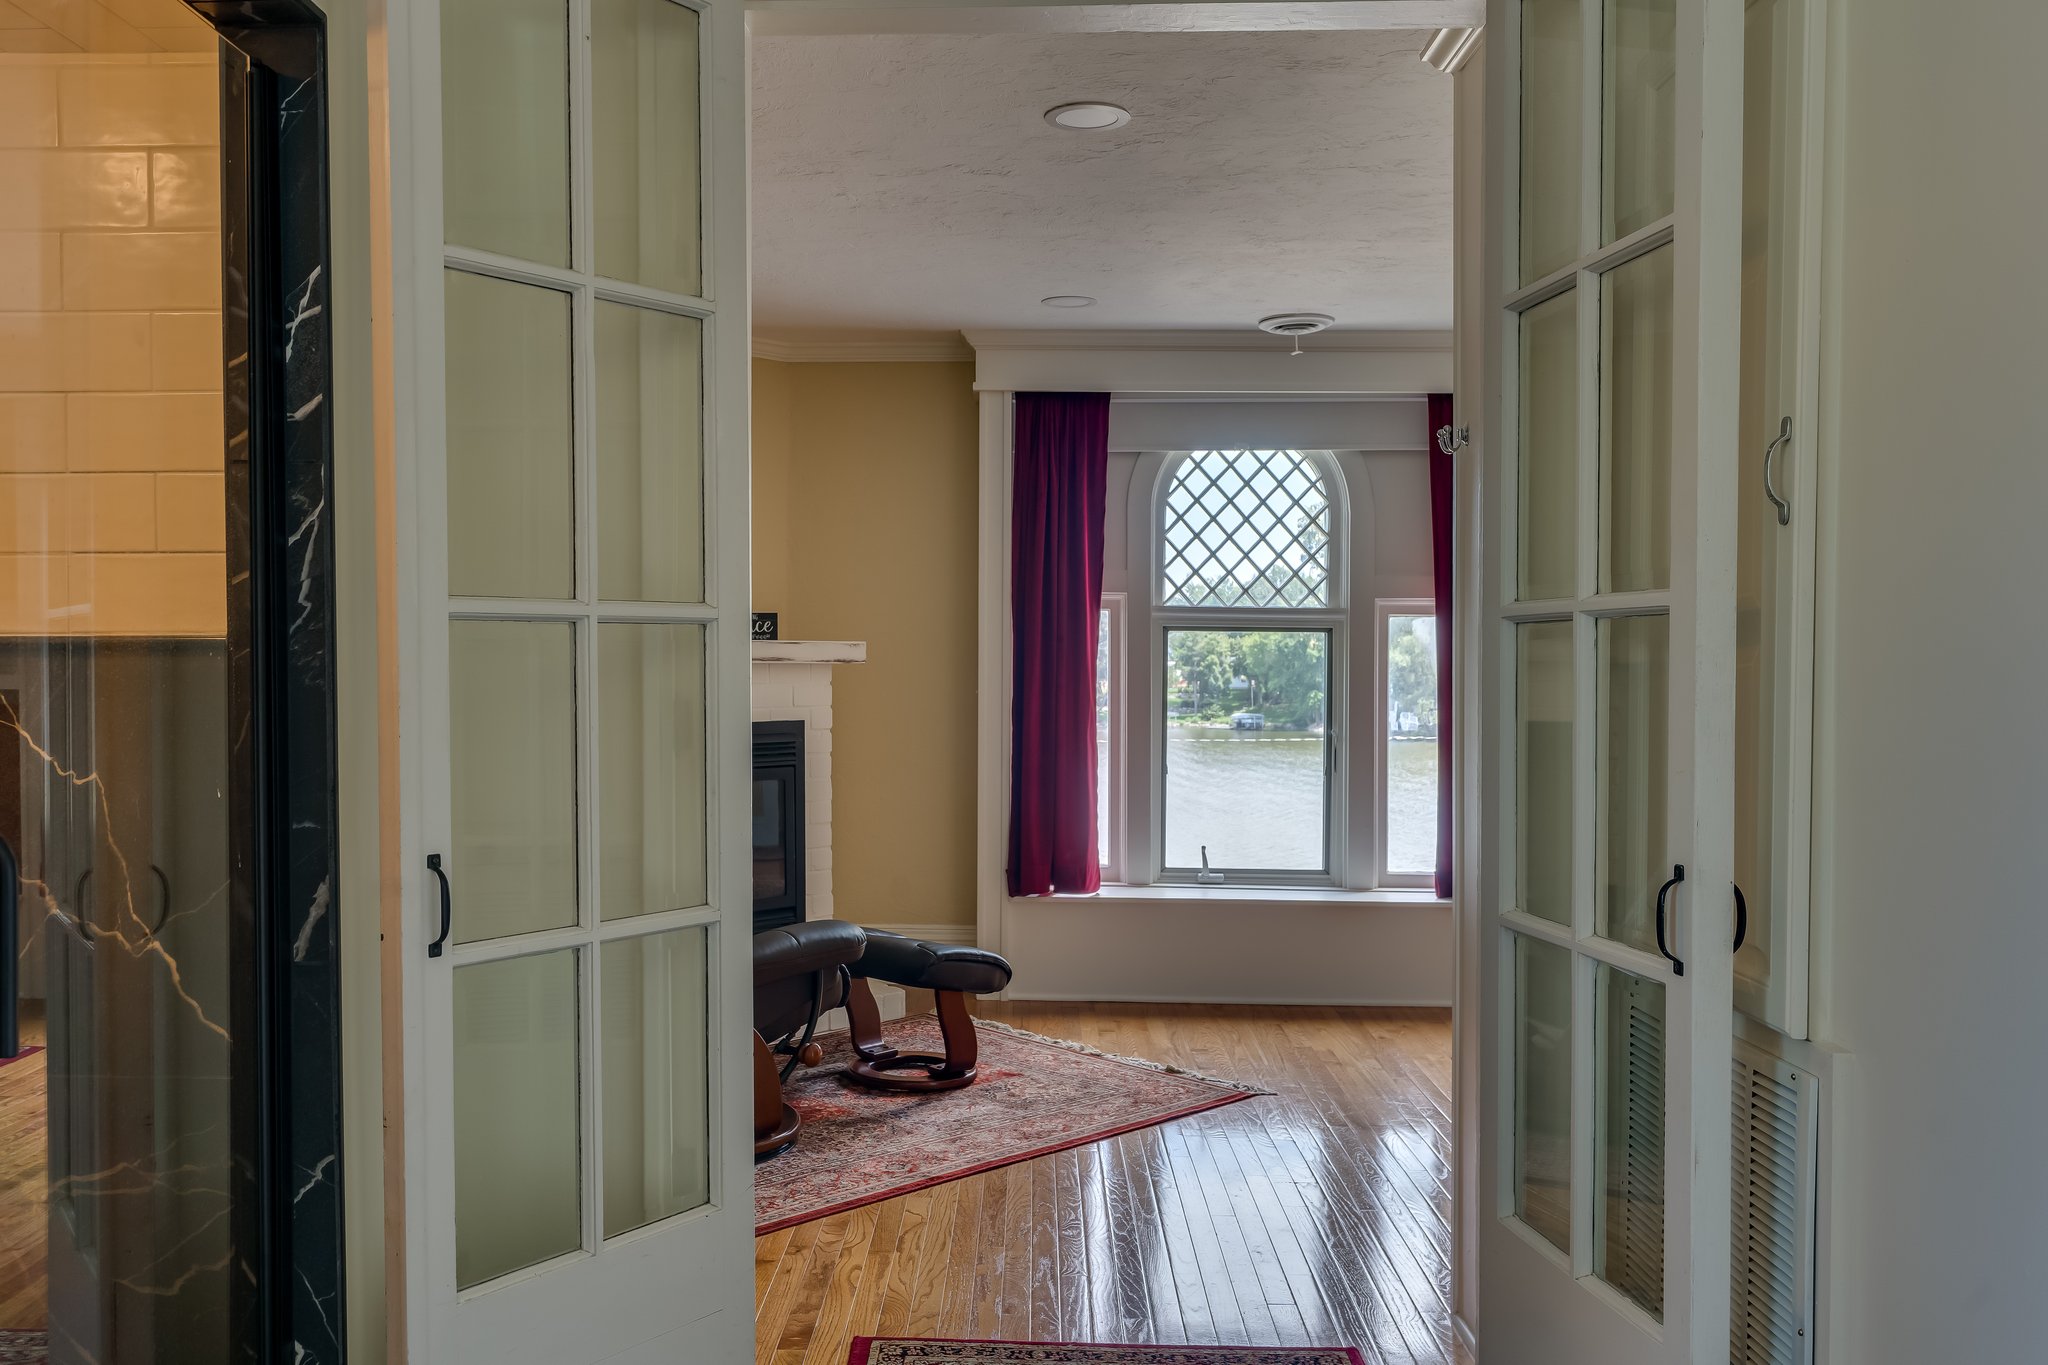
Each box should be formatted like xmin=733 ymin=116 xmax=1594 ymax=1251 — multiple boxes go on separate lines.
xmin=1257 ymin=312 xmax=1336 ymax=338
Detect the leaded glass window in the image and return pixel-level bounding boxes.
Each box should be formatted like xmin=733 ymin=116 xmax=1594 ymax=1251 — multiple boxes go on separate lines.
xmin=1159 ymin=449 xmax=1333 ymax=608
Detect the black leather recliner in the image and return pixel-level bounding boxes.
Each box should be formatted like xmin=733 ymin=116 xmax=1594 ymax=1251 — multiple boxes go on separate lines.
xmin=752 ymin=919 xmax=866 ymax=1157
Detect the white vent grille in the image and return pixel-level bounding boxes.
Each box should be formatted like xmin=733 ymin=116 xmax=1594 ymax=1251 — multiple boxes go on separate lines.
xmin=1609 ymin=983 xmax=1665 ymax=1315
xmin=1730 ymin=1047 xmax=1819 ymax=1365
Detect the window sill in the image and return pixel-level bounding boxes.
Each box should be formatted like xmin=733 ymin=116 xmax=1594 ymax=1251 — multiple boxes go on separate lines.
xmin=1042 ymin=884 xmax=1447 ymax=908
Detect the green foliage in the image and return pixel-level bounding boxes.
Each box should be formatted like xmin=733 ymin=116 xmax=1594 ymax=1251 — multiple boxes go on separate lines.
xmin=1387 ymin=617 xmax=1438 ymax=735
xmin=1167 ymin=630 xmax=1328 ymax=729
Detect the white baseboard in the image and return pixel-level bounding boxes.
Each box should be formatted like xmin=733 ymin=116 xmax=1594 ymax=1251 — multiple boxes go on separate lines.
xmin=1453 ymin=1312 xmax=1477 ymax=1360
xmin=818 ymin=982 xmax=907 ymax=1035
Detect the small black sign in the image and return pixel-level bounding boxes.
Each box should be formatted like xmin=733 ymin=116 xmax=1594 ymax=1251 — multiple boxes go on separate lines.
xmin=751 ymin=612 xmax=780 ymax=641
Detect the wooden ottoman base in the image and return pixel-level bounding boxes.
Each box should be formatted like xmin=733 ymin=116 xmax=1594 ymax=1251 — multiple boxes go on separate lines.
xmin=844 ymin=977 xmax=980 ymax=1093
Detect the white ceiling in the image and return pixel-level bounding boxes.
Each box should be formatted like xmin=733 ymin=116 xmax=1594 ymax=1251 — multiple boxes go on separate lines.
xmin=750 ymin=29 xmax=1455 ymax=341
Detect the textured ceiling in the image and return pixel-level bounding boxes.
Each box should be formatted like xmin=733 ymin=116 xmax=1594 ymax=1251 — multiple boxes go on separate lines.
xmin=751 ymin=29 xmax=1454 ymax=339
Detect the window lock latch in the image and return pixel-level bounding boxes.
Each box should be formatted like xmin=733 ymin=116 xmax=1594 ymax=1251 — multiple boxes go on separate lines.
xmin=1196 ymin=846 xmax=1225 ymax=885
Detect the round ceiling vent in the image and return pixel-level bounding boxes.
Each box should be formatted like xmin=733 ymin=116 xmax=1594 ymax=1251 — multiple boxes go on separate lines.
xmin=1257 ymin=312 xmax=1337 ymax=337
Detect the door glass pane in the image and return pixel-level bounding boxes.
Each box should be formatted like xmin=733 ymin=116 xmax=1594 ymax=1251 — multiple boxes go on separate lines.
xmin=1518 ymin=290 xmax=1578 ymax=601
xmin=445 ymin=270 xmax=575 ymax=599
xmin=1596 ymin=615 xmax=1668 ymax=952
xmin=451 ymin=620 xmax=579 ymax=942
xmin=1521 ymin=0 xmax=1584 ymax=282
xmin=1603 ymin=0 xmax=1676 ymax=241
xmin=1594 ymin=962 xmax=1665 ymax=1319
xmin=1736 ymin=0 xmax=1800 ymax=1005
xmin=1600 ymin=245 xmax=1673 ymax=593
xmin=599 ymin=624 xmax=707 ymax=920
xmin=601 ymin=928 xmax=712 ymax=1236
xmin=1513 ymin=933 xmax=1573 ymax=1253
xmin=592 ymin=0 xmax=702 ymax=295
xmin=1162 ymin=629 xmax=1329 ymax=873
xmin=442 ymin=0 xmax=570 ymax=265
xmin=1386 ymin=613 xmax=1440 ymax=875
xmin=1516 ymin=621 xmax=1574 ymax=925
xmin=595 ymin=302 xmax=704 ymax=602
xmin=455 ymin=950 xmax=582 ymax=1288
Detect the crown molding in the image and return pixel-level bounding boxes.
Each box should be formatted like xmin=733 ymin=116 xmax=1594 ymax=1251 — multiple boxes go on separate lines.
xmin=751 ymin=333 xmax=974 ymax=363
xmin=959 ymin=327 xmax=1453 ymax=353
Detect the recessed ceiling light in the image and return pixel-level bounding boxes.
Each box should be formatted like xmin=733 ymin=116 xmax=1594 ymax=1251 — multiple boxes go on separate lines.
xmin=1041 ymin=295 xmax=1097 ymax=308
xmin=1044 ymin=102 xmax=1131 ymax=131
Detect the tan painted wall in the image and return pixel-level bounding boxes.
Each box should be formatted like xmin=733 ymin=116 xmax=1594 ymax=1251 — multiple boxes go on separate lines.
xmin=750 ymin=359 xmax=980 ymax=929
xmin=0 ymin=51 xmax=223 ymax=638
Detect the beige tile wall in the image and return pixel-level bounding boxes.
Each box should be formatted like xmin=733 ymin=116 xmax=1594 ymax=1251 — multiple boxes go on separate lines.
xmin=0 ymin=51 xmax=224 ymax=637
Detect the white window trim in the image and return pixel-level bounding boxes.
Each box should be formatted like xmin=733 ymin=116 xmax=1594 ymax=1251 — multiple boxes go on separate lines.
xmin=1141 ymin=449 xmax=1349 ymax=889
xmin=1376 ymin=597 xmax=1441 ymax=891
xmin=1097 ymin=591 xmax=1127 ymax=885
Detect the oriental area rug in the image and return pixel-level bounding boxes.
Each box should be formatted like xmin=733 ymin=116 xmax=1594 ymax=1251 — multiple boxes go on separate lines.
xmin=755 ymin=1018 xmax=1262 ymax=1234
xmin=849 ymin=1341 xmax=1367 ymax=1365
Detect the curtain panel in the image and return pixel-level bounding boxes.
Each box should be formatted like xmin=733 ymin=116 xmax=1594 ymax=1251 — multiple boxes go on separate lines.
xmin=1428 ymin=391 xmax=1456 ymax=898
xmin=1007 ymin=392 xmax=1111 ymax=896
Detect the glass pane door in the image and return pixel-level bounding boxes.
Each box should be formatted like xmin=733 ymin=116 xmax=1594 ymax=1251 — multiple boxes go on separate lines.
xmin=1484 ymin=0 xmax=1743 ymax=1359
xmin=412 ymin=0 xmax=752 ymax=1358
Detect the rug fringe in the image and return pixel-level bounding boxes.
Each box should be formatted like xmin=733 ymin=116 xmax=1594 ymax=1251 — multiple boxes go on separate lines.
xmin=971 ymin=1018 xmax=1273 ymax=1095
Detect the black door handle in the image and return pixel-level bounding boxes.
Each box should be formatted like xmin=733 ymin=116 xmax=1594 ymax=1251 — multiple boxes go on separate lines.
xmin=1732 ymin=882 xmax=1748 ymax=952
xmin=1654 ymin=863 xmax=1686 ymax=977
xmin=426 ymin=854 xmax=452 ymax=958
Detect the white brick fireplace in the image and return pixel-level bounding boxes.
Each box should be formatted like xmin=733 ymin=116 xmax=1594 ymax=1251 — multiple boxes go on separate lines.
xmin=749 ymin=639 xmax=866 ymax=922
xmin=749 ymin=638 xmax=906 ymax=1025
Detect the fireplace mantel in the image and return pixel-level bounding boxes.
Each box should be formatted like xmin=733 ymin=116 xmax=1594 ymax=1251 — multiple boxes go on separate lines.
xmin=750 ymin=639 xmax=867 ymax=665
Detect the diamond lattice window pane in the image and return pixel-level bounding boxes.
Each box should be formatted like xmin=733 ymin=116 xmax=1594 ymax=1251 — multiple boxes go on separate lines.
xmin=1160 ymin=450 xmax=1332 ymax=607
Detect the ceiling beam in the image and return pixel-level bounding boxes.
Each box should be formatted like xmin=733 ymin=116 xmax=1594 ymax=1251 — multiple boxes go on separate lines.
xmin=748 ymin=0 xmax=1484 ymax=37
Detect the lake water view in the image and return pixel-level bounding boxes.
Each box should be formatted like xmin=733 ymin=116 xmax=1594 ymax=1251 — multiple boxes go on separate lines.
xmin=1095 ymin=726 xmax=1438 ymax=874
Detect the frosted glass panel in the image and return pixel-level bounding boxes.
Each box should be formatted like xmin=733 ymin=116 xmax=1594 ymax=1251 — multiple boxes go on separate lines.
xmin=1603 ymin=0 xmax=1676 ymax=241
xmin=455 ymin=950 xmax=582 ymax=1288
xmin=450 ymin=620 xmax=579 ymax=943
xmin=601 ymin=929 xmax=712 ymax=1236
xmin=1594 ymin=962 xmax=1665 ymax=1319
xmin=1600 ymin=246 xmax=1673 ymax=593
xmin=1520 ymin=0 xmax=1583 ymax=282
xmin=445 ymin=270 xmax=575 ymax=599
xmin=441 ymin=0 xmax=569 ymax=265
xmin=595 ymin=302 xmax=705 ymax=602
xmin=598 ymin=624 xmax=708 ymax=921
xmin=1516 ymin=621 xmax=1574 ymax=926
xmin=1596 ymin=615 xmax=1668 ymax=953
xmin=592 ymin=0 xmax=702 ymax=295
xmin=1514 ymin=933 xmax=1572 ymax=1253
xmin=1518 ymin=290 xmax=1578 ymax=601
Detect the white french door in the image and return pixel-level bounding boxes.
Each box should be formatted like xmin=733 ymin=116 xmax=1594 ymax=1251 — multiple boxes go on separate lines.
xmin=1479 ymin=0 xmax=1742 ymax=1362
xmin=395 ymin=0 xmax=755 ymax=1359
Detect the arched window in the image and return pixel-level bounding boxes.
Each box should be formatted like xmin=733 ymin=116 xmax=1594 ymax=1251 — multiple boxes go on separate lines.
xmin=1159 ymin=449 xmax=1333 ymax=608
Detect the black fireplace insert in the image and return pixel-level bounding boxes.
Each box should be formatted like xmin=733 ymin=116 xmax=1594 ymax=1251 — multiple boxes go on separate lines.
xmin=752 ymin=721 xmax=806 ymax=934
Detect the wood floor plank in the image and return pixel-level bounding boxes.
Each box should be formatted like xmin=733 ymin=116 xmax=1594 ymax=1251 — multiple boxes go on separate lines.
xmin=756 ymin=1003 xmax=1456 ymax=1365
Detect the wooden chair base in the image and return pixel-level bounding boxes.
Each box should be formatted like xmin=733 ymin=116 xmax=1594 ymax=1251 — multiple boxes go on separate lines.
xmin=753 ymin=1031 xmax=803 ymax=1159
xmin=844 ymin=977 xmax=981 ymax=1093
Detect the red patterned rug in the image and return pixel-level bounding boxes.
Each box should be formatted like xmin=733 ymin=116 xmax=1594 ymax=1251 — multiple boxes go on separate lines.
xmin=0 ymin=1330 xmax=46 ymax=1364
xmin=850 ymin=1341 xmax=1366 ymax=1365
xmin=756 ymin=1017 xmax=1262 ymax=1234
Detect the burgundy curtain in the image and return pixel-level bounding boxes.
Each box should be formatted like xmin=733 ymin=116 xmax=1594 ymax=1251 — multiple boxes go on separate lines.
xmin=1428 ymin=393 xmax=1456 ymax=899
xmin=1008 ymin=392 xmax=1111 ymax=897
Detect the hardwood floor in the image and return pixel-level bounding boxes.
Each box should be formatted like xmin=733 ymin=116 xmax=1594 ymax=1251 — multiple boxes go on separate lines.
xmin=755 ymin=1002 xmax=1465 ymax=1365
xmin=0 ymin=1002 xmax=48 ymax=1331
